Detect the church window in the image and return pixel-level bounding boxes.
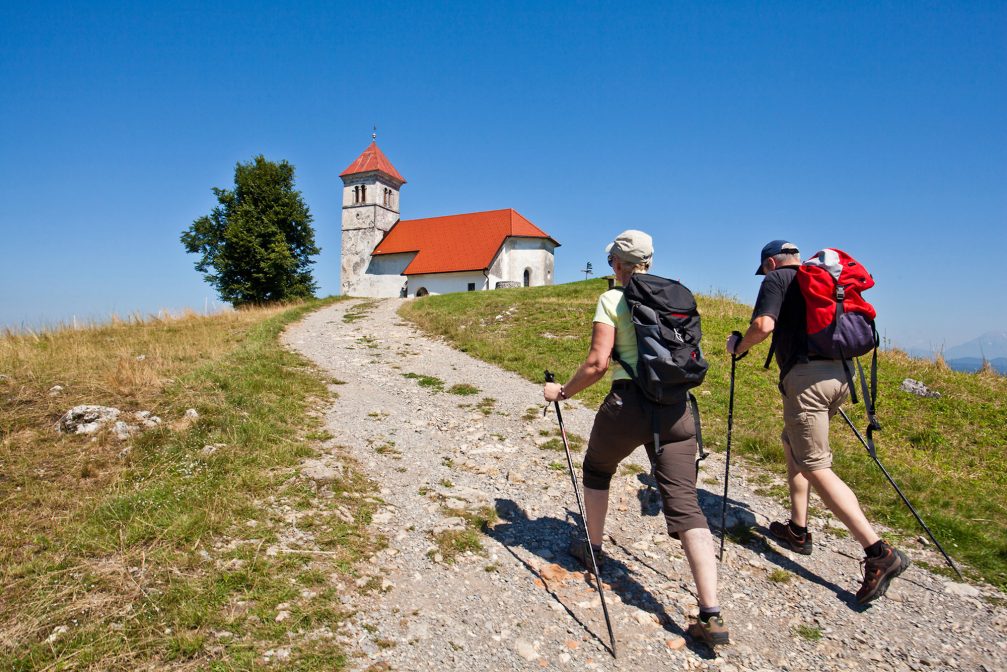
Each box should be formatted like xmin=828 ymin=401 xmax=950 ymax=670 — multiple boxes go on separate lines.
xmin=523 ymin=268 xmax=531 ymax=287
xmin=467 ymin=283 xmax=476 ymax=291
xmin=353 ymin=186 xmax=359 ymax=203
xmin=361 ymin=185 xmax=367 ymax=202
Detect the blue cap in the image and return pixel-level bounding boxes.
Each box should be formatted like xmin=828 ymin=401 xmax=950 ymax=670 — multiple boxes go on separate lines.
xmin=756 ymin=240 xmax=799 ymax=275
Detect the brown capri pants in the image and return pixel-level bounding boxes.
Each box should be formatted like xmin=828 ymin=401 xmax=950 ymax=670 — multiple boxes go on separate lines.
xmin=780 ymin=360 xmax=850 ymax=472
xmin=583 ymin=381 xmax=709 ymax=537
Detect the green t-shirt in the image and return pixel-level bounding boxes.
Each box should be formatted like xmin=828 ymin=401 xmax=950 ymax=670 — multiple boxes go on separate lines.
xmin=592 ymin=288 xmax=637 ymax=382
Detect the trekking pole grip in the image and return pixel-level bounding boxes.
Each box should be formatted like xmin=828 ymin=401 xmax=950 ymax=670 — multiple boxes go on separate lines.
xmin=545 ymin=370 xmax=556 ymax=383
xmin=729 ymin=331 xmax=748 ymax=361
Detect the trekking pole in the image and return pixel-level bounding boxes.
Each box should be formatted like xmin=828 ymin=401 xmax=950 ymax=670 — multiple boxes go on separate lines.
xmin=836 ymin=407 xmax=963 ymax=580
xmin=718 ymin=336 xmax=746 ymax=561
xmin=544 ymin=370 xmax=617 ymax=658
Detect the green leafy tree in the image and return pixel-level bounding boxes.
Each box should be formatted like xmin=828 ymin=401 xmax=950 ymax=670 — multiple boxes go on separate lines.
xmin=181 ymin=155 xmax=320 ymax=305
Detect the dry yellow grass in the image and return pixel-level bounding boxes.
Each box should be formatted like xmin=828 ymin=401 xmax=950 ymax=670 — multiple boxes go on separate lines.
xmin=0 ymin=306 xmax=288 ymax=565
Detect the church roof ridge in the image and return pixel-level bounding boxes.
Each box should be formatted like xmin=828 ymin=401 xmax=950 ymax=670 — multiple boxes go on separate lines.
xmin=340 ymin=141 xmax=406 ymax=184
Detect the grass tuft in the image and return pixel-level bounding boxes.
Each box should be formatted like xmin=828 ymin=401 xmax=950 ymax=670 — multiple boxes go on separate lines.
xmin=794 ymin=624 xmax=822 ymax=641
xmin=448 ymin=383 xmax=480 ymax=396
xmin=402 ymin=372 xmax=445 ymax=392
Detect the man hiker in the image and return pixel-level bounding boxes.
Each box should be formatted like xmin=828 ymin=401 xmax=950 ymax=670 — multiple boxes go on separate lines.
xmin=726 ymin=240 xmax=910 ymax=604
xmin=543 ymin=230 xmax=728 ymax=646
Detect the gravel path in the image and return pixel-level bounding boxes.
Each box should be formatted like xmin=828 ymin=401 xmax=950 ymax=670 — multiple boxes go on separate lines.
xmin=283 ymin=298 xmax=1007 ymax=672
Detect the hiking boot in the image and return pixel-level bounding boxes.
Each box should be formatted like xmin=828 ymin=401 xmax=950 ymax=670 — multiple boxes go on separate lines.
xmin=856 ymin=541 xmax=910 ymax=604
xmin=568 ymin=540 xmax=605 ymax=572
xmin=687 ymin=615 xmax=730 ymax=646
xmin=769 ymin=520 xmax=813 ymax=555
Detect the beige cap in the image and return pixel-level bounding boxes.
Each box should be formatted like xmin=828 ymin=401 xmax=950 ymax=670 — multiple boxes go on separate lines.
xmin=606 ymin=230 xmax=653 ymax=265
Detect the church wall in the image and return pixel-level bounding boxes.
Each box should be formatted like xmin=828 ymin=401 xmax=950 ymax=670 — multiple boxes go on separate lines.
xmin=407 ymin=271 xmax=488 ymax=298
xmin=345 ymin=252 xmax=413 ymax=297
xmin=491 ymin=238 xmax=556 ymax=287
xmin=341 ymin=227 xmax=384 ymax=295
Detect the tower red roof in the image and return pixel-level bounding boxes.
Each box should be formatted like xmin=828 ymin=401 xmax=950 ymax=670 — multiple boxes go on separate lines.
xmin=372 ymin=209 xmax=559 ymax=275
xmin=340 ymin=141 xmax=406 ymax=184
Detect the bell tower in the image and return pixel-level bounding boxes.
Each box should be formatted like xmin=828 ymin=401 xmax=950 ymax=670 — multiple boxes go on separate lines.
xmin=340 ymin=135 xmax=406 ymax=295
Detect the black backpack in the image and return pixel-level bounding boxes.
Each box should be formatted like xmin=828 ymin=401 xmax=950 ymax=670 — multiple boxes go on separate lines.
xmin=611 ymin=274 xmax=709 ymax=471
xmin=612 ymin=273 xmax=709 ymax=404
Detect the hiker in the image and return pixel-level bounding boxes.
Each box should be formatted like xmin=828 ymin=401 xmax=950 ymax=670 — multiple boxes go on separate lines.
xmin=542 ymin=230 xmax=728 ymax=646
xmin=726 ymin=240 xmax=910 ymax=604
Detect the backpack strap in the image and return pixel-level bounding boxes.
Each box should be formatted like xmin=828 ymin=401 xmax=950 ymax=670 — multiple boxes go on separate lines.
xmin=609 ymin=286 xmax=639 ymax=382
xmin=841 ymin=353 xmax=859 ymax=405
xmin=763 ymin=341 xmax=775 ymax=370
xmin=651 ymin=404 xmax=663 ymax=459
xmin=690 ymin=392 xmax=707 ymax=476
xmin=611 ymin=349 xmax=637 ymax=381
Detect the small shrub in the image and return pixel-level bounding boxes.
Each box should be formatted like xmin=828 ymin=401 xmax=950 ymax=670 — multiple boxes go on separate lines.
xmin=768 ymin=568 xmax=792 ymax=583
xmin=794 ymin=625 xmax=822 ymax=641
xmin=448 ymin=383 xmax=479 ymax=396
xmin=402 ymin=372 xmax=445 ymax=392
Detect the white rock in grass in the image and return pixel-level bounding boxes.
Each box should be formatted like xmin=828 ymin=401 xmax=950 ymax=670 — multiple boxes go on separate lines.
xmin=301 ymin=460 xmax=342 ymax=484
xmin=57 ymin=405 xmax=121 ymax=434
xmin=184 ymin=408 xmax=199 ymax=420
xmin=134 ymin=411 xmax=162 ymax=428
xmin=112 ymin=421 xmax=136 ymax=441
xmin=48 ymin=385 xmax=64 ymax=396
xmin=46 ymin=625 xmax=69 ymax=643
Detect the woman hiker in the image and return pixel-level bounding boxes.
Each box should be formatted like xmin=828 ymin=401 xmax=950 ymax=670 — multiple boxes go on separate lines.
xmin=542 ymin=229 xmax=728 ymax=647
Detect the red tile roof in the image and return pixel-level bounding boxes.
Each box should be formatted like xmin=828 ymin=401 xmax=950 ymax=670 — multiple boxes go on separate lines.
xmin=373 ymin=209 xmax=559 ymax=275
xmin=340 ymin=141 xmax=406 ymax=184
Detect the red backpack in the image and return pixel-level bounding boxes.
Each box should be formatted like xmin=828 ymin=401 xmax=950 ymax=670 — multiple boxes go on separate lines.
xmin=798 ymin=248 xmax=878 ymax=360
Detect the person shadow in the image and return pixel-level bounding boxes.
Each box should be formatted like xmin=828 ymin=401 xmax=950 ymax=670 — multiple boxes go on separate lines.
xmin=486 ymin=497 xmax=718 ymax=660
xmin=633 ymin=472 xmax=864 ymax=610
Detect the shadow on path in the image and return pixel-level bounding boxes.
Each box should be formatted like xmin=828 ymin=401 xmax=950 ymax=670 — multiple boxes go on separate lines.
xmin=486 ymin=498 xmax=717 ymax=660
xmin=635 ymin=475 xmax=866 ymax=610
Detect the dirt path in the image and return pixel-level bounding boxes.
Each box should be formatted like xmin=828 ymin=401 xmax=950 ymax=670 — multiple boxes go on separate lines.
xmin=283 ymin=298 xmax=1006 ymax=672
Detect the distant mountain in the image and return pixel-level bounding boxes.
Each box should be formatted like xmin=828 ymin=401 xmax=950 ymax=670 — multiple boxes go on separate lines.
xmin=946 ymin=357 xmax=1007 ymax=375
xmin=944 ymin=331 xmax=1007 ymax=360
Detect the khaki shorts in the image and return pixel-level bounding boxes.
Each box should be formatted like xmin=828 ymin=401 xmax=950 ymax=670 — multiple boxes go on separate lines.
xmin=780 ymin=360 xmax=849 ymax=472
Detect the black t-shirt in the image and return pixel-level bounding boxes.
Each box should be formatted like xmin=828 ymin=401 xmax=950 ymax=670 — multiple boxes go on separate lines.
xmin=751 ymin=266 xmax=807 ymax=380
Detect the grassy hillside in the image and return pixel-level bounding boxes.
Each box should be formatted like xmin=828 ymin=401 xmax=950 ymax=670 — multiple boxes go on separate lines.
xmin=0 ymin=301 xmax=378 ymax=669
xmin=400 ymin=279 xmax=1007 ymax=589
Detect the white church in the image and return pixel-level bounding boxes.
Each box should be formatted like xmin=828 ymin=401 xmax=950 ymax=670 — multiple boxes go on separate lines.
xmin=340 ymin=139 xmax=560 ymax=298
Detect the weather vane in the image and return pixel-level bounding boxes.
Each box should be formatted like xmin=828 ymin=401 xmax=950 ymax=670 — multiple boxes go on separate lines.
xmin=372 ymin=125 xmax=377 ymax=141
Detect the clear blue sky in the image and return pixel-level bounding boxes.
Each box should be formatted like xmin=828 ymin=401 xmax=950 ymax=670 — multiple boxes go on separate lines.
xmin=2 ymin=1 xmax=1004 ymax=352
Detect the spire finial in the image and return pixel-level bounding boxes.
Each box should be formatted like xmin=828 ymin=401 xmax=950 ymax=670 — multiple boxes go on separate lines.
xmin=372 ymin=125 xmax=377 ymax=141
